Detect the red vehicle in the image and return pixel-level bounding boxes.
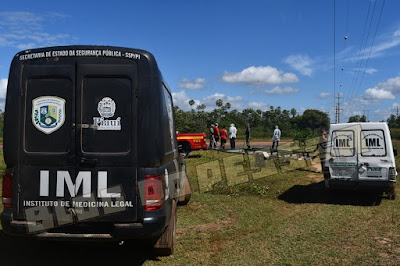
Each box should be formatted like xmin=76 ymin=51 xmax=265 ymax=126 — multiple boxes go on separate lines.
xmin=177 ymin=133 xmax=208 ymax=157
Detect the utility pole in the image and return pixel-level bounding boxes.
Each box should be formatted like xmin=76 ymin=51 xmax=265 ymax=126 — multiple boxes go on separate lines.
xmin=363 ymin=110 xmax=370 ymax=121
xmin=335 ymin=94 xmax=342 ymax=123
xmin=397 ymin=105 xmax=399 ymax=117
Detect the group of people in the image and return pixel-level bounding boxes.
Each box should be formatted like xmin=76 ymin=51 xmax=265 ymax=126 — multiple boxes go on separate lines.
xmin=209 ymin=123 xmax=239 ymax=150
xmin=209 ymin=123 xmax=282 ymax=151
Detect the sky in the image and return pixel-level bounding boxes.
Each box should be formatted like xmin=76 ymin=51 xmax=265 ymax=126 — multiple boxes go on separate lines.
xmin=1 ymin=0 xmax=400 ymax=123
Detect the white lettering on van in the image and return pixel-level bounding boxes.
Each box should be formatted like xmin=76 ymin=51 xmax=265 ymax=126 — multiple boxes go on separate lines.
xmin=56 ymin=171 xmax=91 ymax=198
xmin=40 ymin=171 xmax=120 ymax=198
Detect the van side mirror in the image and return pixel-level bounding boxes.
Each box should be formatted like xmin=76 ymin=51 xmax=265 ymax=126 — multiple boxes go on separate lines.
xmin=394 ymin=149 xmax=398 ymax=156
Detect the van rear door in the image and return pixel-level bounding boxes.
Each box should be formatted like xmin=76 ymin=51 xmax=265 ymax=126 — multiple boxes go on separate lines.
xmin=76 ymin=62 xmax=138 ymax=222
xmin=329 ymin=125 xmax=359 ymax=181
xmin=358 ymin=125 xmax=390 ymax=182
xmin=19 ymin=60 xmax=138 ymax=225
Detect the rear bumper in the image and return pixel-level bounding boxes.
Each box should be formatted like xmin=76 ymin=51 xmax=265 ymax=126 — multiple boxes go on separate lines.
xmin=1 ymin=208 xmax=167 ymax=242
xmin=326 ymin=179 xmax=395 ymax=192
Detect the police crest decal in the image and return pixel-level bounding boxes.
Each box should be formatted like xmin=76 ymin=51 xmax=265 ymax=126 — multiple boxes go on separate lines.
xmin=32 ymin=96 xmax=66 ymax=134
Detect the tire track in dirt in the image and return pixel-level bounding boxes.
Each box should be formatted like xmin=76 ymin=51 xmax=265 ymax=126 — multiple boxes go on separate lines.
xmin=177 ymin=208 xmax=237 ymax=237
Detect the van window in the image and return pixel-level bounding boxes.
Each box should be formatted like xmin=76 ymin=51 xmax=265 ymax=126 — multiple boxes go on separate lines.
xmin=163 ymin=84 xmax=177 ymax=153
xmin=361 ymin=130 xmax=386 ymax=157
xmin=81 ymin=77 xmax=132 ymax=154
xmin=331 ymin=130 xmax=355 ymax=157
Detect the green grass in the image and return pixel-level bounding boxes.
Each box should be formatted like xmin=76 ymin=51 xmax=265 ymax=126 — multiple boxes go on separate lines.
xmin=1 ymin=147 xmax=400 ymax=265
xmin=151 ymin=149 xmax=400 ymax=265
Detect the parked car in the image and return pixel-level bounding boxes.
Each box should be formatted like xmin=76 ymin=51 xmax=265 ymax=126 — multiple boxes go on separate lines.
xmin=324 ymin=122 xmax=397 ymax=199
xmin=1 ymin=45 xmax=191 ymax=255
xmin=177 ymin=133 xmax=208 ymax=157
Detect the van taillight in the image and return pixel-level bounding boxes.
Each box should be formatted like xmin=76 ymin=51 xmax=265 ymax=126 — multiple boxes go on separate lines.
xmin=144 ymin=175 xmax=164 ymax=211
xmin=2 ymin=173 xmax=13 ymax=208
xmin=389 ymin=167 xmax=396 ymax=181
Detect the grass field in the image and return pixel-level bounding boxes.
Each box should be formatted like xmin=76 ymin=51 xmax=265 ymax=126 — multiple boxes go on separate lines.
xmin=1 ymin=145 xmax=400 ymax=265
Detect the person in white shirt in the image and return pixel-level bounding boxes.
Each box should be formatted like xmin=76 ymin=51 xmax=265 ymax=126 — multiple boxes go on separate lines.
xmin=272 ymin=125 xmax=281 ymax=152
xmin=229 ymin=123 xmax=237 ymax=149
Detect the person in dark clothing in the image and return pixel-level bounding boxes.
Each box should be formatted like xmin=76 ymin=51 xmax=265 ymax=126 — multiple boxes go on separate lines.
xmin=245 ymin=123 xmax=251 ymax=149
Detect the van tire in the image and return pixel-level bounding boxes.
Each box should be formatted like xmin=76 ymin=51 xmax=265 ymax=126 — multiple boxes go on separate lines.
xmin=178 ymin=177 xmax=192 ymax=206
xmin=180 ymin=143 xmax=191 ymax=158
xmin=154 ymin=200 xmax=177 ymax=256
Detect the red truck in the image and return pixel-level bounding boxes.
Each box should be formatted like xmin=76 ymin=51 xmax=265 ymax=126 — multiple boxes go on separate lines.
xmin=177 ymin=133 xmax=208 ymax=157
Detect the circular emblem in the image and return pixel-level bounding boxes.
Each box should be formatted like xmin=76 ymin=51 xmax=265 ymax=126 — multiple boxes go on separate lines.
xmin=97 ymin=97 xmax=116 ymax=118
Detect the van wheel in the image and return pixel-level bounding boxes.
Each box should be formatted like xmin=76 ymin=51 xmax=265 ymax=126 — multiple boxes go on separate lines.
xmin=154 ymin=200 xmax=177 ymax=256
xmin=180 ymin=143 xmax=191 ymax=158
xmin=178 ymin=177 xmax=192 ymax=206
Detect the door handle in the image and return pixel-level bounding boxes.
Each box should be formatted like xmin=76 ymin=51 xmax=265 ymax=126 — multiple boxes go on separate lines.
xmin=80 ymin=158 xmax=98 ymax=166
xmin=75 ymin=124 xmax=98 ymax=130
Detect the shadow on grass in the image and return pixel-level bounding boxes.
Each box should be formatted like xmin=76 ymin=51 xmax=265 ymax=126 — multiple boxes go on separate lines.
xmin=186 ymin=154 xmax=202 ymax=158
xmin=0 ymin=231 xmax=162 ymax=266
xmin=278 ymin=181 xmax=383 ymax=206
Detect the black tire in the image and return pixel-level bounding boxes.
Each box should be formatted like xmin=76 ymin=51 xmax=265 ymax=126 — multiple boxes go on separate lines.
xmin=154 ymin=200 xmax=177 ymax=256
xmin=178 ymin=177 xmax=192 ymax=206
xmin=180 ymin=143 xmax=191 ymax=158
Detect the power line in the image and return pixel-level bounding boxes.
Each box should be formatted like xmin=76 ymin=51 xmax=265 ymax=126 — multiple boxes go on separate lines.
xmin=345 ymin=0 xmax=373 ymax=103
xmin=353 ymin=0 xmax=386 ymax=99
xmin=333 ymin=0 xmax=336 ymax=122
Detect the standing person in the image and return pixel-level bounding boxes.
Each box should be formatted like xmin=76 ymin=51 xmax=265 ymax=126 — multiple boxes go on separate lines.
xmin=271 ymin=125 xmax=281 ymax=153
xmin=229 ymin=123 xmax=237 ymax=149
xmin=245 ymin=123 xmax=251 ymax=149
xmin=209 ymin=124 xmax=215 ymax=149
xmin=318 ymin=128 xmax=328 ymax=174
xmin=220 ymin=125 xmax=227 ymax=150
xmin=213 ymin=123 xmax=220 ymax=148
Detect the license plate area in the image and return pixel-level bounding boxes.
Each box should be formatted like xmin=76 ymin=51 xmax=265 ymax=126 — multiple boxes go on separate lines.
xmin=331 ymin=167 xmax=356 ymax=178
xmin=366 ymin=167 xmax=383 ymax=178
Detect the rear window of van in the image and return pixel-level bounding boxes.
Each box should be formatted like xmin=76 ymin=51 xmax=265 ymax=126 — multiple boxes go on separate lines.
xmin=361 ymin=130 xmax=386 ymax=157
xmin=330 ymin=130 xmax=355 ymax=157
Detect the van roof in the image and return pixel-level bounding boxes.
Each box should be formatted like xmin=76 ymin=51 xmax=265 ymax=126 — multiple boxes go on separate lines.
xmin=330 ymin=122 xmax=389 ymax=131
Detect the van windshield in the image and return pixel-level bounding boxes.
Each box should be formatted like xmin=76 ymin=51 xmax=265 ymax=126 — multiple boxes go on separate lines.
xmin=360 ymin=130 xmax=386 ymax=157
xmin=330 ymin=130 xmax=355 ymax=157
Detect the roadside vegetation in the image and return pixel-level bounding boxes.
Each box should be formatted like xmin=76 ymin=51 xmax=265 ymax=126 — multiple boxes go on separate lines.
xmin=174 ymin=99 xmax=330 ymax=140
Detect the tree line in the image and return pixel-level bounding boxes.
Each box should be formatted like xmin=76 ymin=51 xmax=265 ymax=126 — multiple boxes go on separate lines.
xmin=174 ymin=99 xmax=330 ymax=140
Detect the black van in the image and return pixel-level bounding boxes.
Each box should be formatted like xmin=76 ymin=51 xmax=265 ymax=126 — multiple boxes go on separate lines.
xmin=1 ymin=46 xmax=191 ymax=255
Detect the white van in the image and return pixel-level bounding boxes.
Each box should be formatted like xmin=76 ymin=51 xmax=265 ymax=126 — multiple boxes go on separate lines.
xmin=324 ymin=122 xmax=397 ymax=198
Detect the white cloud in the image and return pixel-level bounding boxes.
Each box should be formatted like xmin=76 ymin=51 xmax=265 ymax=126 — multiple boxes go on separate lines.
xmin=0 ymin=78 xmax=7 ymax=99
xmin=172 ymin=91 xmax=244 ymax=111
xmin=248 ymin=102 xmax=268 ymax=110
xmin=222 ymin=66 xmax=299 ymax=87
xmin=177 ymin=78 xmax=206 ymax=90
xmin=172 ymin=91 xmax=200 ymax=111
xmin=202 ymin=93 xmax=243 ymax=110
xmin=340 ymin=27 xmax=400 ymax=63
xmin=284 ymin=54 xmax=313 ymax=76
xmin=0 ymin=12 xmax=76 ymax=50
xmin=365 ymin=68 xmax=378 ymax=75
xmin=352 ymin=67 xmax=378 ymax=75
xmin=364 ymin=75 xmax=400 ymax=100
xmin=318 ymin=92 xmax=331 ymax=99
xmin=263 ymin=86 xmax=299 ymax=95
xmin=365 ymin=88 xmax=395 ymax=100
